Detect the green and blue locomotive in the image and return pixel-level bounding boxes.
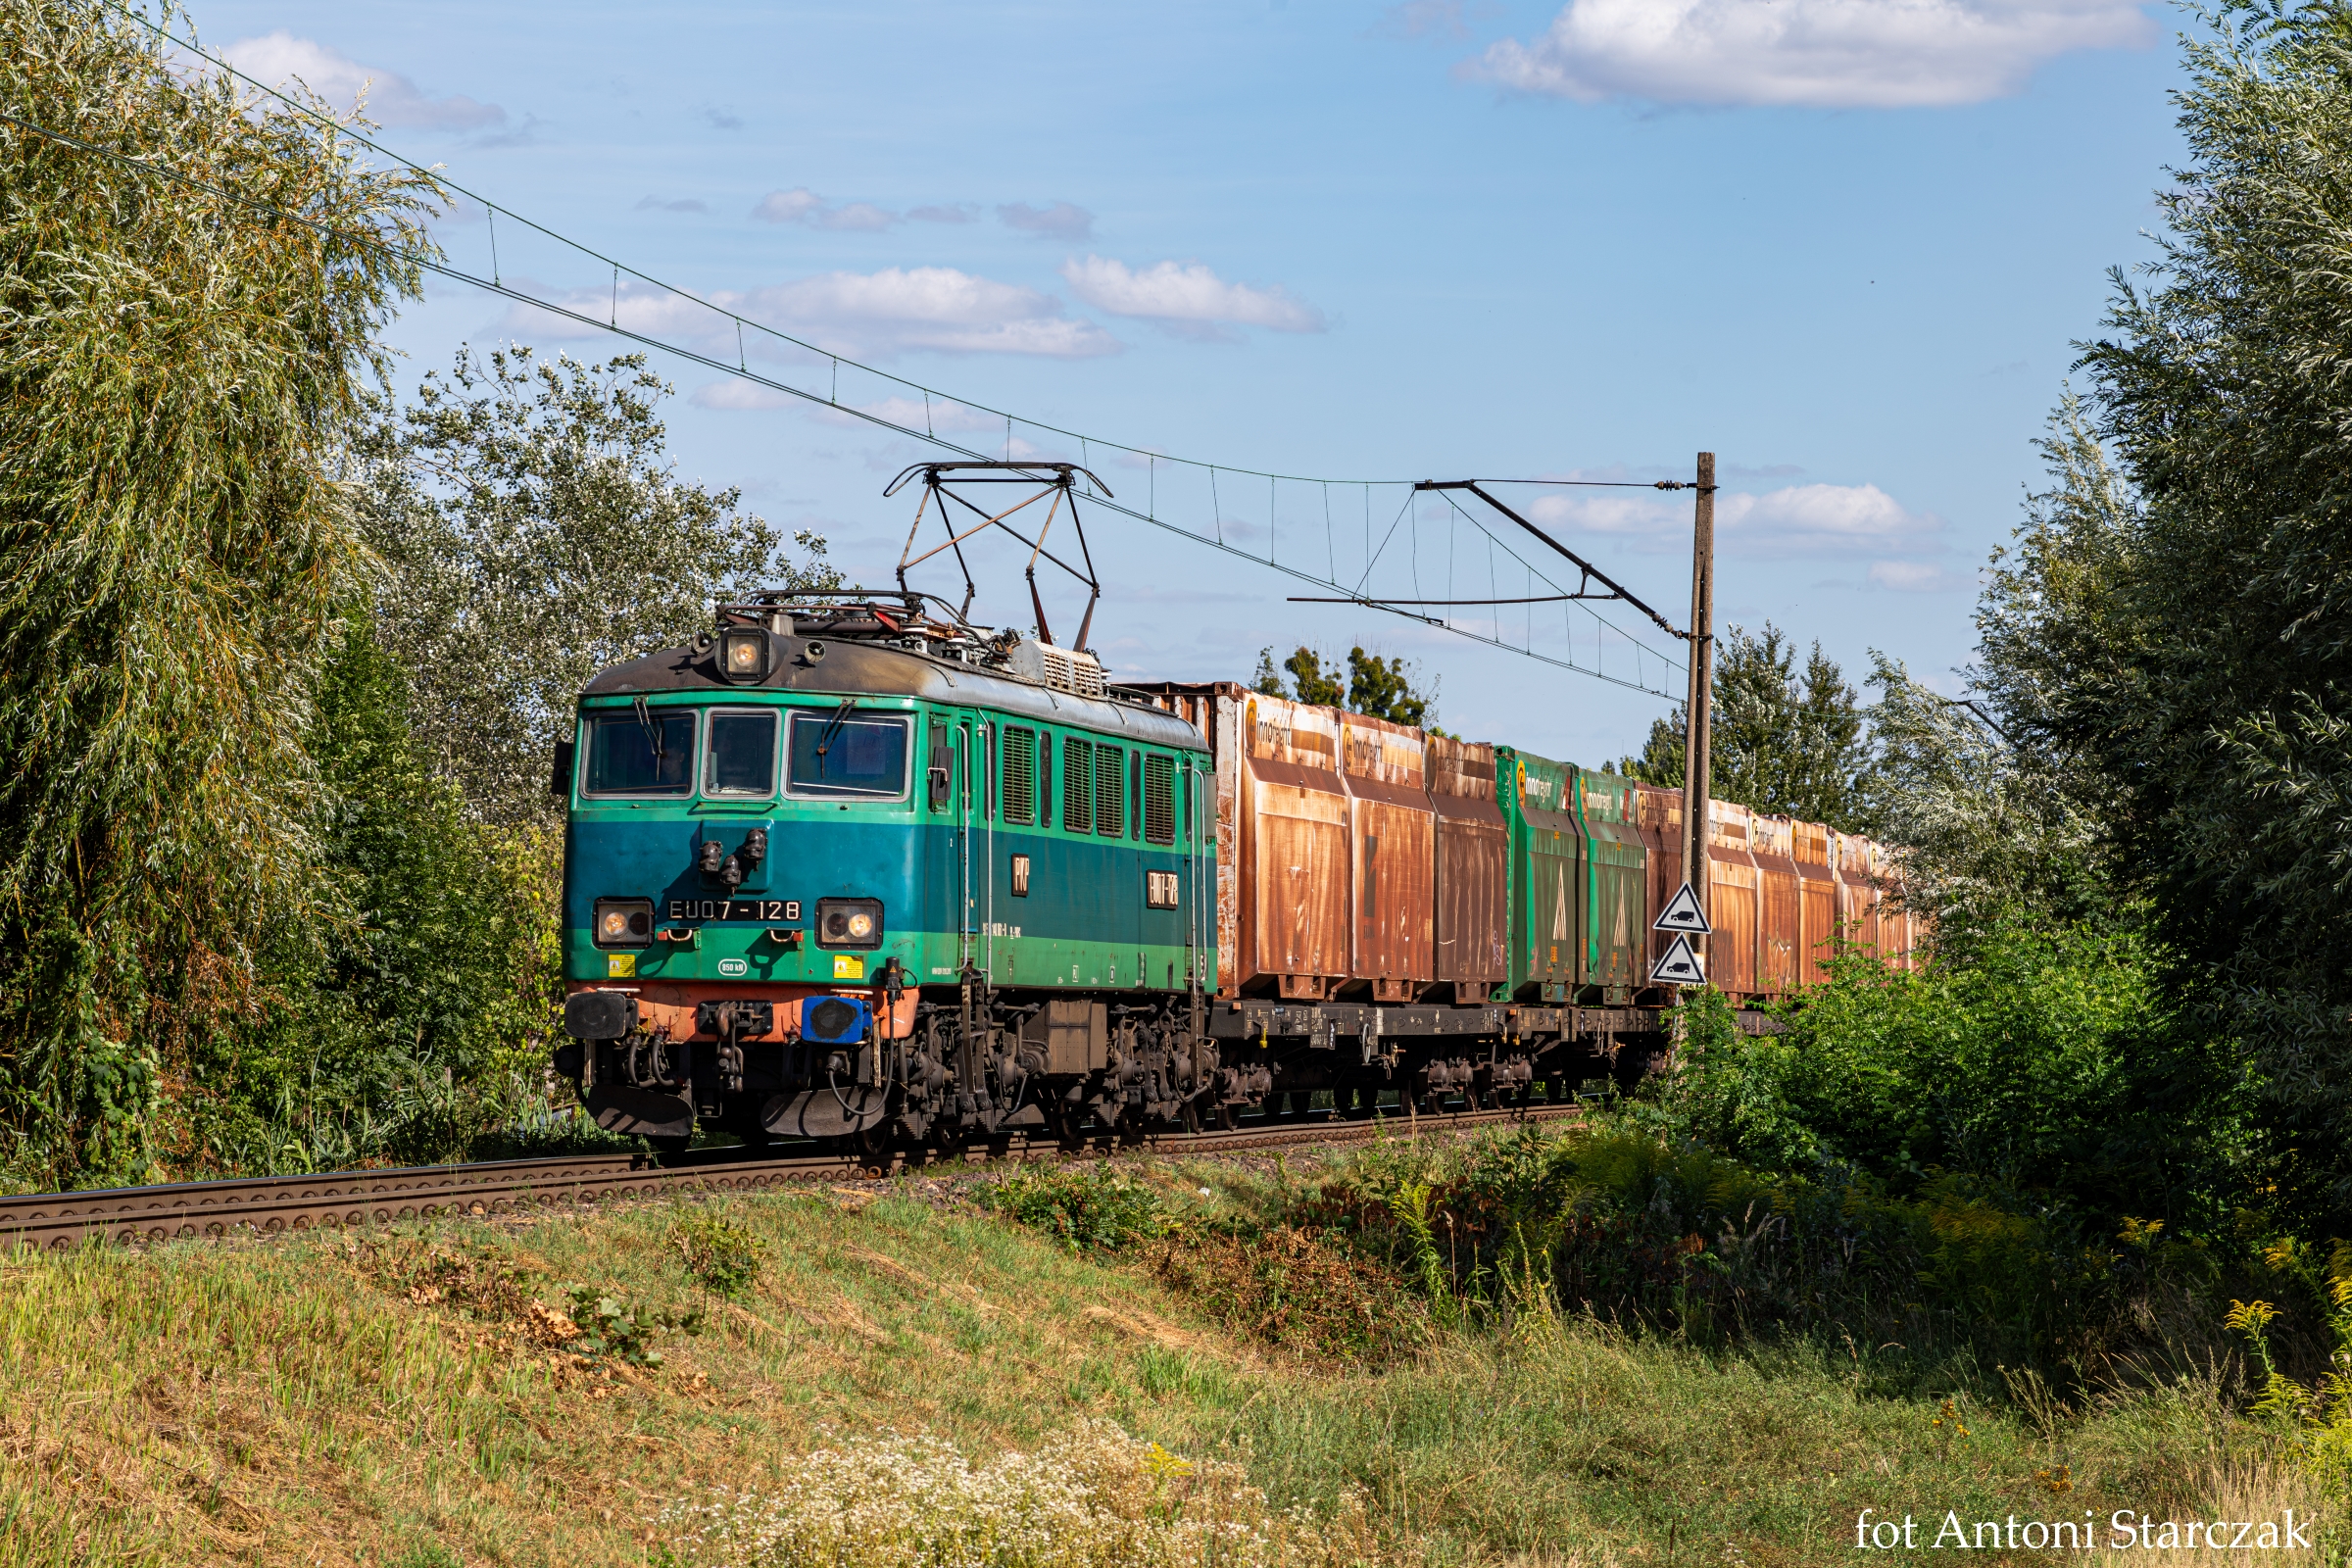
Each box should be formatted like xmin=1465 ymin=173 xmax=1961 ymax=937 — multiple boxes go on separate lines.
xmin=553 ymin=592 xmax=1223 ymax=1151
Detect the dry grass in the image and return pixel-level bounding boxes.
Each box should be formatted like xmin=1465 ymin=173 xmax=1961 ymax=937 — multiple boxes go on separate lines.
xmin=0 ymin=1172 xmax=2321 ymax=1566
xmin=2082 ymin=1457 xmax=2328 ymax=1565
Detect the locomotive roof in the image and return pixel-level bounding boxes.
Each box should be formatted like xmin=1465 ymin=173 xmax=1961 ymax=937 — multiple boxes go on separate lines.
xmin=580 ymin=632 xmax=1208 ymax=752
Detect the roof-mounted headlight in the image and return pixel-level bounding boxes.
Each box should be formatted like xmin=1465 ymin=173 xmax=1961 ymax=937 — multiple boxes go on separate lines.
xmin=719 ymin=628 xmax=769 ymax=682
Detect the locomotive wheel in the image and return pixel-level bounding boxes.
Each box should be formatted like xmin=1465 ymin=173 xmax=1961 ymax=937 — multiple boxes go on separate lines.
xmin=850 ymin=1121 xmax=891 ymax=1167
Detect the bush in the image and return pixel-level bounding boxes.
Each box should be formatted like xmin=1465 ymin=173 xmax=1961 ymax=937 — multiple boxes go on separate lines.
xmin=1657 ymin=924 xmax=2253 ymax=1233
xmin=979 ymin=1163 xmax=1174 ymax=1253
xmin=563 ymin=1284 xmax=702 ymax=1367
xmin=672 ymin=1207 xmax=765 ymax=1297
xmin=1147 ymin=1223 xmax=1430 ymax=1363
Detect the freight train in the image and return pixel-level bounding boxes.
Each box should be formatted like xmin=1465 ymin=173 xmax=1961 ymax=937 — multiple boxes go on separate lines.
xmin=554 ymin=590 xmax=1917 ymax=1152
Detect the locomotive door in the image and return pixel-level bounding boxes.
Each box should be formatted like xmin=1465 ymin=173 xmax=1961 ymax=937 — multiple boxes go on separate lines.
xmin=928 ymin=712 xmax=980 ymax=972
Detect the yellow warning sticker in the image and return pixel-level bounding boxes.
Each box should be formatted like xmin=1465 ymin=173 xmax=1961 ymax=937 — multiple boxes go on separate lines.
xmin=608 ymin=953 xmax=636 ymax=979
xmin=833 ymin=954 xmax=864 ymax=981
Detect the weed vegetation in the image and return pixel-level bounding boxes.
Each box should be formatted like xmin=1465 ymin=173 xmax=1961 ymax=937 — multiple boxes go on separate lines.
xmin=0 ymin=1163 xmax=2324 ymax=1566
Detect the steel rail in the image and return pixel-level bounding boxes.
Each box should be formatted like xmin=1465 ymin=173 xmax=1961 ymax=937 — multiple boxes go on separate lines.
xmin=0 ymin=1102 xmax=1581 ymax=1252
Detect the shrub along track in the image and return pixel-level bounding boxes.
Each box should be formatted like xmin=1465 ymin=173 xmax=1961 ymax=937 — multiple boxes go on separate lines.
xmin=0 ymin=1102 xmax=1579 ymax=1251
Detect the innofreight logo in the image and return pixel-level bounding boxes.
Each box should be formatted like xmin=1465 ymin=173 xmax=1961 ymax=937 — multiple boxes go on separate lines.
xmin=1852 ymin=1508 xmax=2316 ymax=1551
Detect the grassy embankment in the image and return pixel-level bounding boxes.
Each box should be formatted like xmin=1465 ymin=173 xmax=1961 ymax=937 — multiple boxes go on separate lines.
xmin=0 ymin=1148 xmax=2319 ymax=1567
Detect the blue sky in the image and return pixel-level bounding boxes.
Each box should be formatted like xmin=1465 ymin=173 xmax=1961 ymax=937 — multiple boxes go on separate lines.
xmin=193 ymin=0 xmax=2187 ymax=764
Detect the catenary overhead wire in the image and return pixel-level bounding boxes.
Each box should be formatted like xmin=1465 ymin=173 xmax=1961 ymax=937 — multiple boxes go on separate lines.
xmin=30 ymin=6 xmax=1694 ymax=695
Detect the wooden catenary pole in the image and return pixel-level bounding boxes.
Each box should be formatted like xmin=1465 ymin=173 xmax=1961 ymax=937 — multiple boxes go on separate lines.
xmin=1680 ymin=452 xmax=1716 ymax=969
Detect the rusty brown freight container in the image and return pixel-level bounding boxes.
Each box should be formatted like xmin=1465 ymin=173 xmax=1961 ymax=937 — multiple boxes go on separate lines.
xmin=1632 ymin=782 xmax=1685 ymax=995
xmin=1340 ymin=712 xmax=1435 ymax=1002
xmin=1834 ymin=831 xmax=1886 ymax=960
xmin=1706 ymin=802 xmax=1762 ymax=998
xmin=1792 ymin=818 xmax=1837 ymax=986
xmin=1427 ymin=735 xmax=1508 ymax=1002
xmin=1752 ymin=813 xmax=1802 ymax=995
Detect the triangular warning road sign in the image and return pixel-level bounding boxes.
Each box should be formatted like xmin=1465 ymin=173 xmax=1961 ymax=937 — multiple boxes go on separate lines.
xmin=1653 ymin=881 xmax=1711 ymax=935
xmin=1651 ymin=933 xmax=1706 ymax=987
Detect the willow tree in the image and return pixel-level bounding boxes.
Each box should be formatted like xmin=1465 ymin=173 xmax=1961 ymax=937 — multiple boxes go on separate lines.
xmin=0 ymin=2 xmax=437 ymax=1183
xmin=2050 ymin=1 xmax=2352 ymax=1220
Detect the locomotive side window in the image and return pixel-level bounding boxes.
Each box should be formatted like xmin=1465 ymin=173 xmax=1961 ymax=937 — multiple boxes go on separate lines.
xmin=584 ymin=710 xmax=695 ymax=796
xmin=1061 ymin=737 xmax=1093 ymax=834
xmin=703 ymin=710 xmax=779 ymax=797
xmin=1002 ymin=726 xmax=1037 ymax=824
xmin=1144 ymin=754 xmax=1176 ymax=845
xmin=927 ymin=719 xmax=951 ymax=811
xmin=1095 ymin=745 xmax=1126 ymax=838
xmin=786 ymin=710 xmax=910 ymax=799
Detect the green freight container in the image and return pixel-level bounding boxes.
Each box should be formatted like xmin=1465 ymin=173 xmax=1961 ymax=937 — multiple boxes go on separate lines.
xmin=1495 ymin=747 xmax=1581 ymax=1002
xmin=1572 ymin=768 xmax=1646 ymax=1004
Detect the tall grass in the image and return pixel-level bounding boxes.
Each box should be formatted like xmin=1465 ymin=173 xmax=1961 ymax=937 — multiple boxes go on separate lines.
xmin=0 ymin=1173 xmax=2313 ymax=1565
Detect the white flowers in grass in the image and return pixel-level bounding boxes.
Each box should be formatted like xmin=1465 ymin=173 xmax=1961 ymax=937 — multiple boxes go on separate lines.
xmin=653 ymin=1422 xmax=1378 ymax=1568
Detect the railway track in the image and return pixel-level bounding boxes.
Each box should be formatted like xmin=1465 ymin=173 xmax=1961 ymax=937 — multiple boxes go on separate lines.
xmin=0 ymin=1102 xmax=1580 ymax=1252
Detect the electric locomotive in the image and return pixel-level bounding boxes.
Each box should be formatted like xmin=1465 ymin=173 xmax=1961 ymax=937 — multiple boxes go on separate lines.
xmin=553 ymin=586 xmax=1226 ymax=1152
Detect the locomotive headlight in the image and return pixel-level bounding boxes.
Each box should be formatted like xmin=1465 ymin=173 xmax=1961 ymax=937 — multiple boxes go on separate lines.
xmin=719 ymin=628 xmax=768 ymax=682
xmin=593 ymin=897 xmax=656 ymax=949
xmin=814 ymin=897 xmax=883 ymax=950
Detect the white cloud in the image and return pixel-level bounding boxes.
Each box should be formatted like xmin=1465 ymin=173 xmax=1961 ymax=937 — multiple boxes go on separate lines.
xmin=1527 ymin=480 xmax=1942 ymax=556
xmin=753 ymin=189 xmax=897 ymax=230
xmin=998 ymin=202 xmax=1095 ymax=239
xmin=220 ymin=31 xmax=505 ymax=129
xmin=753 ymin=188 xmax=824 ymax=223
xmin=502 ymin=269 xmax=1119 ymax=360
xmin=1061 ymin=257 xmax=1326 ymax=339
xmin=1868 ymin=561 xmax=1979 ymax=591
xmin=1718 ymin=482 xmax=1941 ymax=552
xmin=1473 ymin=0 xmax=2153 ymax=109
xmin=820 ymin=202 xmax=896 ymax=232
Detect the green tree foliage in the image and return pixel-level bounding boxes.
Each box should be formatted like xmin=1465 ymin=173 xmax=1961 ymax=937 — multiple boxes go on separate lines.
xmin=1853 ymin=415 xmax=2122 ymax=938
xmin=0 ymin=2 xmax=436 ymax=1186
xmin=1660 ymin=932 xmax=2251 ymax=1230
xmin=1990 ymin=1 xmax=2352 ymax=1217
xmin=175 ymin=614 xmax=555 ymax=1175
xmin=1250 ymin=646 xmax=1286 ymax=697
xmin=350 ymin=347 xmax=837 ymax=829
xmin=1347 ymin=647 xmax=1431 ymax=728
xmin=1619 ymin=624 xmax=1868 ymax=829
xmin=1259 ymin=644 xmax=1437 ymax=726
xmin=1283 ymin=647 xmax=1347 ymax=708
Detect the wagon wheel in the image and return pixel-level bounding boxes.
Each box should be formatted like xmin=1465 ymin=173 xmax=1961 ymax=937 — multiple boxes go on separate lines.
xmin=1048 ymin=1098 xmax=1089 ymax=1148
